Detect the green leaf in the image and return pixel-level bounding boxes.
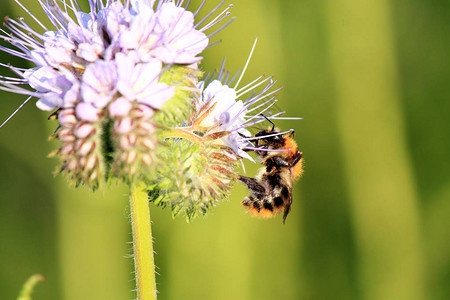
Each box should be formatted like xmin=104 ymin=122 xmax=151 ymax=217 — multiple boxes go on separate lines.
xmin=17 ymin=274 xmax=45 ymax=300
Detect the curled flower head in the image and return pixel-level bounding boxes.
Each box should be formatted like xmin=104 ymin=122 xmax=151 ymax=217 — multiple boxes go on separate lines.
xmin=147 ymin=42 xmax=292 ymax=220
xmin=0 ymin=0 xmax=233 ymax=188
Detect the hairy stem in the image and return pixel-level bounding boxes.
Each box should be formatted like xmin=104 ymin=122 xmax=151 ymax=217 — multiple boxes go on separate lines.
xmin=130 ymin=182 xmax=157 ymax=300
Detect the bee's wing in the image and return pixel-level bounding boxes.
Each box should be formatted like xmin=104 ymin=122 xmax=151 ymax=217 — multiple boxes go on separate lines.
xmin=282 ymin=167 xmax=294 ymax=224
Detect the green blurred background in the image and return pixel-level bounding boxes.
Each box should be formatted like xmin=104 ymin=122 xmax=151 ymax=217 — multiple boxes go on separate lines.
xmin=1 ymin=0 xmax=449 ymax=299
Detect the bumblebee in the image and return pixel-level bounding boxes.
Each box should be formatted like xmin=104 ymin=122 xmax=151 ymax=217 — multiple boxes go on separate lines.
xmin=238 ymin=123 xmax=303 ymax=223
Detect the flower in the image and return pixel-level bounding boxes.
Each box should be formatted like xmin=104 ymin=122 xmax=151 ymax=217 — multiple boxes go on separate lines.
xmin=0 ymin=0 xmax=233 ymax=187
xmin=194 ymin=70 xmax=283 ymax=162
xmin=121 ymin=1 xmax=211 ymax=64
xmin=115 ymin=53 xmax=174 ymax=109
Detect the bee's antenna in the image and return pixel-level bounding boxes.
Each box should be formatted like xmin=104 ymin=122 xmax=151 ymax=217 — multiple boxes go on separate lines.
xmin=259 ymin=113 xmax=275 ymax=131
xmin=240 ymin=129 xmax=294 ymax=141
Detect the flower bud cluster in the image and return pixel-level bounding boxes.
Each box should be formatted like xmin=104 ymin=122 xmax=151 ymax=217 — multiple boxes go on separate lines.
xmin=149 ymin=137 xmax=240 ymax=220
xmin=50 ymin=108 xmax=104 ymax=188
xmin=111 ymin=103 xmax=157 ymax=182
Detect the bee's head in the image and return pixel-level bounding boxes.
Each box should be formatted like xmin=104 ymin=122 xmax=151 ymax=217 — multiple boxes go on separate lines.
xmin=255 ymin=129 xmax=285 ymax=147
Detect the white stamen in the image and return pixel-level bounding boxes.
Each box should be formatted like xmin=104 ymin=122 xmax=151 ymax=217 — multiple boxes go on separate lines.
xmin=236 ymin=76 xmax=273 ymax=99
xmin=0 ymin=63 xmax=26 ymax=71
xmin=270 ymin=117 xmax=304 ymax=120
xmin=234 ymin=38 xmax=257 ymax=90
xmin=200 ymin=5 xmax=233 ymax=32
xmin=243 ymin=147 xmax=292 ymax=152
xmin=241 ymin=100 xmax=278 ymax=126
xmin=2 ymin=27 xmax=38 ymax=51
xmin=0 ymin=96 xmax=32 ymax=129
xmin=246 ymin=97 xmax=277 ymax=114
xmin=193 ymin=0 xmax=207 ymax=17
xmin=39 ymin=0 xmax=68 ymax=31
xmin=13 ymin=0 xmax=49 ymax=31
xmin=195 ymin=0 xmax=226 ymax=28
xmin=206 ymin=16 xmax=234 ymax=39
xmin=235 ymin=74 xmax=264 ymax=94
xmin=245 ymin=85 xmax=282 ymax=107
xmin=217 ymin=58 xmax=226 ymax=81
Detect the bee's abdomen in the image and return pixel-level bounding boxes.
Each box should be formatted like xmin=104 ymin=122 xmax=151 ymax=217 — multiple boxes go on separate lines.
xmin=241 ymin=193 xmax=285 ymax=218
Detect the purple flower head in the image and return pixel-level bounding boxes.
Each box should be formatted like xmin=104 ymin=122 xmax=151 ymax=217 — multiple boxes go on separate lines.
xmin=0 ymin=0 xmax=236 ymax=189
xmin=0 ymin=0 xmax=234 ymax=121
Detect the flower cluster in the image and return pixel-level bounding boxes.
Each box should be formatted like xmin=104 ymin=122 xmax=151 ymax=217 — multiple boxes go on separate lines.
xmin=1 ymin=0 xmax=291 ymax=220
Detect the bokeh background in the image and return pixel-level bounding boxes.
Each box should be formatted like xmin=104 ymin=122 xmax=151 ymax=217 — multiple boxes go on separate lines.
xmin=0 ymin=0 xmax=449 ymax=299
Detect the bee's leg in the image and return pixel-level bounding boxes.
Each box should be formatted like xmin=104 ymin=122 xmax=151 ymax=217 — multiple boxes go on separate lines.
xmin=267 ymin=156 xmax=291 ymax=168
xmin=255 ymin=144 xmax=270 ymax=157
xmin=291 ymin=152 xmax=302 ymax=166
xmin=282 ymin=167 xmax=295 ymax=224
xmin=238 ymin=132 xmax=250 ymax=139
xmin=289 ymin=130 xmax=295 ymax=138
xmin=282 ymin=203 xmax=292 ymax=224
xmin=267 ymin=152 xmax=302 ymax=168
xmin=237 ymin=175 xmax=266 ymax=194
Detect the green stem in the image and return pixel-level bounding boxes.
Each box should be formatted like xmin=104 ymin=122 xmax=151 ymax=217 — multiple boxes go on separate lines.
xmin=130 ymin=182 xmax=157 ymax=300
